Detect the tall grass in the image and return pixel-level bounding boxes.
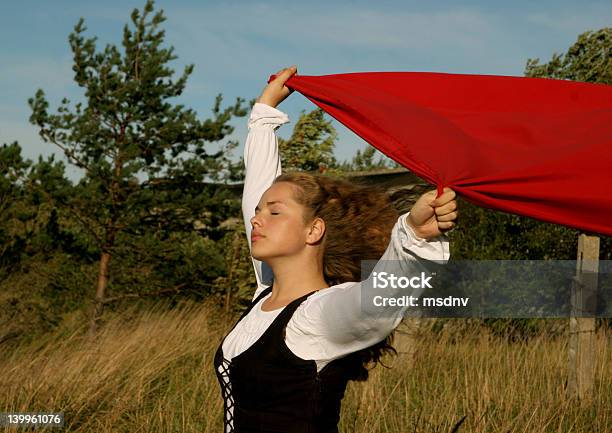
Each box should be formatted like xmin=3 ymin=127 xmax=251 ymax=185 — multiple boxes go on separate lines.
xmin=1 ymin=301 xmax=609 ymax=432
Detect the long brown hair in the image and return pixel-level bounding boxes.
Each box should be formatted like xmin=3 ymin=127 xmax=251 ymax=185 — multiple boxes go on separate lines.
xmin=273 ymin=171 xmax=400 ymax=381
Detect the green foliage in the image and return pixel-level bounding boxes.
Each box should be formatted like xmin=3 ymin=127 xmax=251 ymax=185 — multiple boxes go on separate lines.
xmin=525 ymin=27 xmax=611 ymax=84
xmin=448 ymin=198 xmax=581 ymax=260
xmin=209 ymin=219 xmax=260 ymax=312
xmin=28 ymin=1 xmax=247 ymax=241
xmin=448 ymin=196 xmax=612 ymax=338
xmin=0 ymin=143 xmax=74 ymax=274
xmin=2 ymin=0 xmax=250 ymax=340
xmin=0 ymin=142 xmax=32 ymax=275
xmin=278 ymin=108 xmax=338 ymax=171
xmin=275 ymin=105 xmax=400 ymax=174
xmin=337 ymin=145 xmax=401 ymax=172
xmin=26 ymin=0 xmax=247 ymax=281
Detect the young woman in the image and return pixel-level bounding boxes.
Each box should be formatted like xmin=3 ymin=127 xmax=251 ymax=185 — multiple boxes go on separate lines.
xmin=214 ymin=66 xmax=458 ymax=433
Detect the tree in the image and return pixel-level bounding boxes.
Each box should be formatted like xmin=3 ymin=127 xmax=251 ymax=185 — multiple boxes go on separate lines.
xmin=0 ymin=142 xmax=33 ymax=278
xmin=0 ymin=143 xmax=73 ymax=275
xmin=278 ymin=107 xmax=338 ymax=171
xmin=338 ymin=145 xmax=400 ymax=172
xmin=525 ymin=27 xmax=611 ymax=84
xmin=0 ymin=142 xmax=84 ymax=344
xmin=28 ymin=0 xmax=248 ymax=334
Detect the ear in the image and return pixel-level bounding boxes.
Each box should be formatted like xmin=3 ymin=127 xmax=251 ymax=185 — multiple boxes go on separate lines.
xmin=305 ymin=217 xmax=326 ymax=245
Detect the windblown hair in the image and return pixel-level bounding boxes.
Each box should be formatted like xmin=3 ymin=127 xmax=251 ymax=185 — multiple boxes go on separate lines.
xmin=273 ymin=171 xmax=400 ymax=381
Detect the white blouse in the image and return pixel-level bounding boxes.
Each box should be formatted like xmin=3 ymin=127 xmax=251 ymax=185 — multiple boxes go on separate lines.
xmin=221 ymin=102 xmax=450 ymax=373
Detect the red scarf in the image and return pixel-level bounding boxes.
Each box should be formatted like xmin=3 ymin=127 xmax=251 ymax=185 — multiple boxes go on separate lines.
xmin=268 ymin=72 xmax=612 ymax=236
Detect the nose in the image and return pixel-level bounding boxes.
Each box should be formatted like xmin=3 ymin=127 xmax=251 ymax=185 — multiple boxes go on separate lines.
xmin=250 ymin=213 xmax=262 ymax=228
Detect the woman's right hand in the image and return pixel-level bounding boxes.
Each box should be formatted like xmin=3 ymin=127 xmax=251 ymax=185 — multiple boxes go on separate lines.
xmin=407 ymin=187 xmax=458 ymax=239
xmin=256 ymin=65 xmax=298 ymax=108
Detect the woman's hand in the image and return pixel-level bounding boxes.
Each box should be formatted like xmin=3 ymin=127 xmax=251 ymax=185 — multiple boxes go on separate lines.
xmin=406 ymin=187 xmax=458 ymax=240
xmin=256 ymin=65 xmax=298 ymax=108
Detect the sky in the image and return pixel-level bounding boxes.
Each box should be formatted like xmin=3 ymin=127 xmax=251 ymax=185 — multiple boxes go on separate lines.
xmin=1 ymin=0 xmax=611 ymax=183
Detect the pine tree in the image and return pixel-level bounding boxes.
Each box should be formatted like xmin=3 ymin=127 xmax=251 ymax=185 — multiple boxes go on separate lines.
xmin=340 ymin=146 xmax=400 ymax=172
xmin=278 ymin=108 xmax=337 ymax=172
xmin=28 ymin=0 xmax=248 ymax=334
xmin=525 ymin=27 xmax=611 ymax=84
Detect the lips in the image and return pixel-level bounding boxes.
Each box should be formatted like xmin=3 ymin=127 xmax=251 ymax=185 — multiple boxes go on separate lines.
xmin=251 ymin=232 xmax=265 ymax=242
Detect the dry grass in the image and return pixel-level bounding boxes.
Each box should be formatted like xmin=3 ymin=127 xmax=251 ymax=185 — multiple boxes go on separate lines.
xmin=0 ymin=302 xmax=609 ymax=433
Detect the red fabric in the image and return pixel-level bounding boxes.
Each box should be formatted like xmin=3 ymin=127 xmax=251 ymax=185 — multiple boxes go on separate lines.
xmin=267 ymin=72 xmax=612 ymax=236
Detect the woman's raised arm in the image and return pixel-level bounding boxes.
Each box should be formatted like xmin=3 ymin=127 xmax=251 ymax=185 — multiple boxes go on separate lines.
xmin=242 ymin=102 xmax=288 ymax=301
xmin=242 ymin=66 xmax=297 ymax=301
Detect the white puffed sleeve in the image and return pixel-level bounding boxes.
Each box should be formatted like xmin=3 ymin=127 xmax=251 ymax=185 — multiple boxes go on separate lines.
xmin=242 ymin=102 xmax=289 ymax=301
xmin=285 ymin=213 xmax=449 ymax=362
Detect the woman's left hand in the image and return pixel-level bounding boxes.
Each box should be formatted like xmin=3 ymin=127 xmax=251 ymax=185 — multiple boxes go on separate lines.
xmin=406 ymin=187 xmax=458 ymax=239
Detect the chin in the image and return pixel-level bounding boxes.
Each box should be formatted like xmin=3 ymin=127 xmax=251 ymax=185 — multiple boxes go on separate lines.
xmin=251 ymin=245 xmax=267 ymax=261
xmin=251 ymin=245 xmax=285 ymax=262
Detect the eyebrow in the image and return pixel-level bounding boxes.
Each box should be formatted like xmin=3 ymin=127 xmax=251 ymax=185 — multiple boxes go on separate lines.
xmin=255 ymin=201 xmax=286 ymax=212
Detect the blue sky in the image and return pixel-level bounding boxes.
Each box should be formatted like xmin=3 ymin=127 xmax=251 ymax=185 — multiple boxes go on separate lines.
xmin=1 ymin=0 xmax=611 ymax=182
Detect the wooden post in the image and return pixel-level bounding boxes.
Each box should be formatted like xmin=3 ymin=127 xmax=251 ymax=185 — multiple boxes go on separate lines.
xmin=392 ymin=318 xmax=422 ymax=368
xmin=568 ymin=234 xmax=599 ymax=402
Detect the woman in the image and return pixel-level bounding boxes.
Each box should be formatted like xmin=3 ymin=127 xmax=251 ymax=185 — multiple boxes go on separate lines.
xmin=214 ymin=66 xmax=458 ymax=433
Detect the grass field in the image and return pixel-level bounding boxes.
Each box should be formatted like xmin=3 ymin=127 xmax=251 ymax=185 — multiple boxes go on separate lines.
xmin=1 ymin=299 xmax=610 ymax=432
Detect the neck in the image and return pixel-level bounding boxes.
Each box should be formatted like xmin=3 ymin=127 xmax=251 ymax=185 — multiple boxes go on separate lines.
xmin=265 ymin=255 xmax=329 ymax=302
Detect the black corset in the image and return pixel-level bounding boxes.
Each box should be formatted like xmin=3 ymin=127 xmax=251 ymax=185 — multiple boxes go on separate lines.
xmin=213 ymin=286 xmax=362 ymax=433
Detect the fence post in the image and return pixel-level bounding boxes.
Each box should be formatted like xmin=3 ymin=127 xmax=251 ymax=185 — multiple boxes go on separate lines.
xmin=568 ymin=234 xmax=599 ymax=402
